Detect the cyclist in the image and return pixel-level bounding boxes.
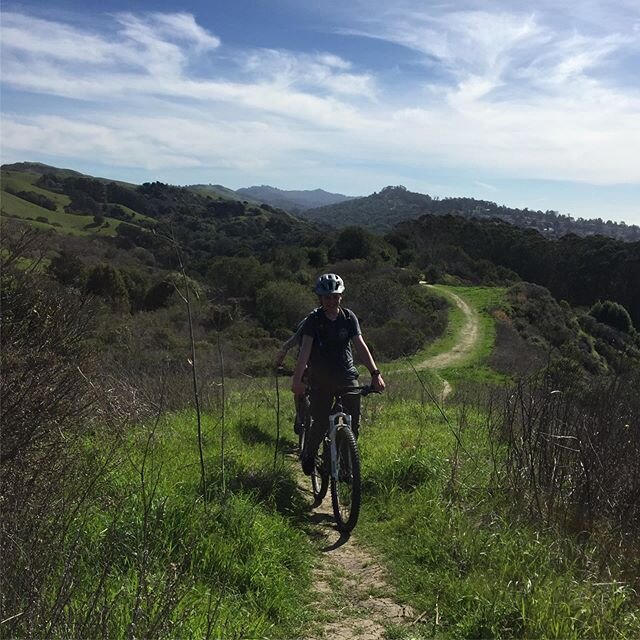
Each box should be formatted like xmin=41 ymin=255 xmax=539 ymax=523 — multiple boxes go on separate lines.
xmin=292 ymin=273 xmax=385 ymax=475
xmin=275 ymin=315 xmax=313 ymax=434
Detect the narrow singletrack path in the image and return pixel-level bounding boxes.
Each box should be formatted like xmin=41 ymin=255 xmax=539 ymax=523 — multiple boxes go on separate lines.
xmin=396 ymin=285 xmax=480 ymax=401
xmin=416 ymin=285 xmax=480 ymax=371
xmin=297 ymin=477 xmax=414 ymax=640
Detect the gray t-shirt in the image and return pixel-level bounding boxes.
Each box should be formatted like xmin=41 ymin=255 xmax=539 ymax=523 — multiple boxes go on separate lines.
xmin=302 ymin=307 xmax=361 ymax=385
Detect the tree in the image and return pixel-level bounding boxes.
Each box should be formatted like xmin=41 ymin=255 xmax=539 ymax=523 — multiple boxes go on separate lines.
xmin=331 ymin=226 xmax=375 ymax=261
xmin=589 ymin=300 xmax=635 ymax=334
xmin=255 ymin=280 xmax=315 ymax=333
xmin=47 ymin=250 xmax=85 ymax=287
xmin=207 ymin=256 xmax=272 ymax=300
xmin=85 ymin=264 xmax=129 ymax=311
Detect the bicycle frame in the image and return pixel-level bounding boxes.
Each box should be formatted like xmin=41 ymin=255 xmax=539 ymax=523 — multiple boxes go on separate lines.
xmin=327 ymin=408 xmax=351 ymax=482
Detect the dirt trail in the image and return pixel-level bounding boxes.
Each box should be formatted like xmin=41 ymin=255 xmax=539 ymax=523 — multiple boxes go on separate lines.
xmin=299 ymin=479 xmax=415 ymax=640
xmin=416 ymin=285 xmax=480 ymax=371
xmin=396 ymin=285 xmax=479 ymax=401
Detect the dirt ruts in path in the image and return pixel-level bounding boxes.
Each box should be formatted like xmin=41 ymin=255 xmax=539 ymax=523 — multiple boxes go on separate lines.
xmin=299 ymin=478 xmax=415 ymax=640
xmin=416 ymin=285 xmax=480 ymax=371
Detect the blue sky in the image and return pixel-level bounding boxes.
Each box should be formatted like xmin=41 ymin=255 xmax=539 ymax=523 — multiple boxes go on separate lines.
xmin=2 ymin=0 xmax=639 ymax=224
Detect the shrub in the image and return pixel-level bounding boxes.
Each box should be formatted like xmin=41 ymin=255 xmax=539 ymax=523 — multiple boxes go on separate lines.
xmin=494 ymin=365 xmax=640 ymax=544
xmin=207 ymin=256 xmax=274 ymax=307
xmin=1 ymin=256 xmax=99 ymax=631
xmin=589 ymin=300 xmax=634 ymax=334
xmin=255 ymin=280 xmax=315 ymax=334
xmin=366 ymin=319 xmax=424 ymax=359
xmin=47 ymin=249 xmax=86 ymax=287
xmin=85 ymin=263 xmax=130 ymax=312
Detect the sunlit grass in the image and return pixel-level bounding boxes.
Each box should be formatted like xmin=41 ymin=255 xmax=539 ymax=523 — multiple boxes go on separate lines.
xmin=357 ymin=397 xmax=640 ymax=639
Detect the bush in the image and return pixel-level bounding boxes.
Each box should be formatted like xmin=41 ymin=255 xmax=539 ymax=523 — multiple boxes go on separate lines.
xmin=1 ymin=257 xmax=100 ymax=632
xmin=589 ymin=300 xmax=635 ymax=334
xmin=85 ymin=263 xmax=130 ymax=311
xmin=366 ymin=319 xmax=424 ymax=359
xmin=207 ymin=256 xmax=273 ymax=301
xmin=495 ymin=365 xmax=640 ymax=544
xmin=47 ymin=249 xmax=86 ymax=287
xmin=255 ymin=280 xmax=315 ymax=334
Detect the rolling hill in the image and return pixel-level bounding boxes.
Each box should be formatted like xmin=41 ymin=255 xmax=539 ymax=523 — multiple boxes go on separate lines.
xmin=234 ymin=185 xmax=354 ymax=212
xmin=301 ymin=185 xmax=640 ymax=241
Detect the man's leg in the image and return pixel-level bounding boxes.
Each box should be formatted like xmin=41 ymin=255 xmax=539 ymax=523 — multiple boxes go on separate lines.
xmin=303 ymin=386 xmax=332 ymax=474
xmin=342 ymin=385 xmax=362 ymax=439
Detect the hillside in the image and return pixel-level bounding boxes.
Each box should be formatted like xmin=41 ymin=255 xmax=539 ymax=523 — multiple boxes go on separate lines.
xmin=390 ymin=213 xmax=640 ymax=329
xmin=302 ymin=185 xmax=640 ymax=241
xmin=235 ymin=185 xmax=354 ymax=212
xmin=1 ymin=163 xmax=316 ymax=254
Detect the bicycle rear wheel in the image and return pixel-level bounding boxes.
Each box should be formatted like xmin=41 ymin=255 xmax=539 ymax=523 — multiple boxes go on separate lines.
xmin=298 ymin=395 xmax=311 ymax=454
xmin=311 ymin=440 xmax=329 ymax=503
xmin=330 ymin=426 xmax=361 ymax=532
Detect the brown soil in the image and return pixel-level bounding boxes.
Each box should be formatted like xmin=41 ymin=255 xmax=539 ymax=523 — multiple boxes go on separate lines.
xmin=299 ymin=478 xmax=415 ymax=640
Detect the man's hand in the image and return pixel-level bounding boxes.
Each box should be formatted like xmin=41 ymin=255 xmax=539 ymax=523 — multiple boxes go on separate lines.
xmin=371 ymin=373 xmax=385 ymax=393
xmin=292 ymin=379 xmax=307 ymax=395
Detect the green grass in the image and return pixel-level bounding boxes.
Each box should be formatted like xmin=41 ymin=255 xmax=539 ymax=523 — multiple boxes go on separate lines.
xmin=10 ymin=284 xmax=638 ymax=638
xmin=386 ymin=285 xmax=509 ymax=391
xmin=2 ymin=170 xmax=72 ymax=209
xmin=1 ymin=170 xmax=154 ymax=236
xmin=19 ymin=394 xmax=316 ymax=639
xmin=356 ymin=397 xmax=640 ymax=639
xmin=1 ymin=191 xmax=118 ymax=237
xmin=436 ymin=285 xmax=509 ymax=386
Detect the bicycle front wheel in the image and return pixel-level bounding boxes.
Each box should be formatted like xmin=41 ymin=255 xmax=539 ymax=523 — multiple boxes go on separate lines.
xmin=330 ymin=426 xmax=361 ymax=532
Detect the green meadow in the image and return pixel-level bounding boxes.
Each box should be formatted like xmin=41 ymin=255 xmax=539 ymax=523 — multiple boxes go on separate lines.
xmin=1 ymin=170 xmax=154 ymax=236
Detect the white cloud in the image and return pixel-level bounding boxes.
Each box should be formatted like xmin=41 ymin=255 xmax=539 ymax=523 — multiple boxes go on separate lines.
xmin=1 ymin=4 xmax=639 ymax=193
xmin=242 ymin=49 xmax=376 ymax=98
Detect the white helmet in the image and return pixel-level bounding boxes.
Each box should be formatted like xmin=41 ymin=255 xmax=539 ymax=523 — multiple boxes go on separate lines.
xmin=314 ymin=273 xmax=345 ymax=295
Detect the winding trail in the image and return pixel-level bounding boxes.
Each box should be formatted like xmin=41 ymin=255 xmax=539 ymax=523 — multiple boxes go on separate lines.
xmin=416 ymin=285 xmax=480 ymax=371
xmin=394 ymin=284 xmax=481 ymax=402
xmin=299 ymin=285 xmax=481 ymax=639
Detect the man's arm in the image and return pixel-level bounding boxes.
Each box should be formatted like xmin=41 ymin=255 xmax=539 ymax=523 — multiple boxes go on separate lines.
xmin=292 ymin=334 xmax=313 ymax=395
xmin=353 ymin=334 xmax=385 ymax=392
xmin=275 ymin=331 xmax=299 ymax=366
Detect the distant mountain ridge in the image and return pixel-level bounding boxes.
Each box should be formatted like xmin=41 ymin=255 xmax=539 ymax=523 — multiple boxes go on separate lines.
xmin=234 ymin=185 xmax=355 ymax=212
xmin=3 ymin=163 xmax=638 ymax=241
xmin=301 ymin=185 xmax=640 ymax=242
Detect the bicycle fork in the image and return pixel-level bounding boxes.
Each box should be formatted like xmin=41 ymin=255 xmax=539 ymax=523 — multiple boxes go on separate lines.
xmin=328 ymin=411 xmax=351 ymax=481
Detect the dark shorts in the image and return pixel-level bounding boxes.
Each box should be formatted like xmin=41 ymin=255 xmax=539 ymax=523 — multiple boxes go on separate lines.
xmin=304 ymin=381 xmax=361 ymax=460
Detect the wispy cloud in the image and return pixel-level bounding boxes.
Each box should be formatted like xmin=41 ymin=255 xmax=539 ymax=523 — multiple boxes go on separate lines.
xmin=242 ymin=49 xmax=376 ymax=98
xmin=1 ymin=4 xmax=639 ymax=195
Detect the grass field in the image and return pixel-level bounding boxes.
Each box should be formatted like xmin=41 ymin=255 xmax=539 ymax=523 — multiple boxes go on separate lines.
xmin=1 ymin=170 xmax=154 ymax=237
xmin=357 ymin=395 xmax=639 ymax=639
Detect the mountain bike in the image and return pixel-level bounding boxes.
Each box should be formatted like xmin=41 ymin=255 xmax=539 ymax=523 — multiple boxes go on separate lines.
xmin=300 ymin=385 xmax=376 ymax=532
